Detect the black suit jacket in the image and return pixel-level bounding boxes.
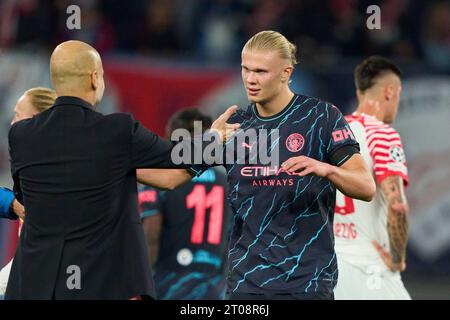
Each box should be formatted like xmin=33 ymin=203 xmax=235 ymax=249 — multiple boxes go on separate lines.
xmin=5 ymin=96 xmax=191 ymax=299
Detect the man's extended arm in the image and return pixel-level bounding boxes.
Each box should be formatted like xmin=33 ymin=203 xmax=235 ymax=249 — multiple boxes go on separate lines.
xmin=137 ymin=169 xmax=193 ymax=190
xmin=131 ymin=106 xmax=240 ymax=170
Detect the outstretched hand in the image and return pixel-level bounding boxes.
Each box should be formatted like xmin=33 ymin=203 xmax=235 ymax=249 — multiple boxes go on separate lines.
xmin=210 ymin=105 xmax=241 ymax=143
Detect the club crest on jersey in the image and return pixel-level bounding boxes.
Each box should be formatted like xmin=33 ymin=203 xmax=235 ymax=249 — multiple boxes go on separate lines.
xmin=390 ymin=145 xmax=405 ymax=163
xmin=286 ymin=133 xmax=304 ymax=152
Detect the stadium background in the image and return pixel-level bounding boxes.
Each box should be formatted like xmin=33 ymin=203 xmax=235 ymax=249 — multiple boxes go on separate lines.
xmin=0 ymin=0 xmax=449 ymax=299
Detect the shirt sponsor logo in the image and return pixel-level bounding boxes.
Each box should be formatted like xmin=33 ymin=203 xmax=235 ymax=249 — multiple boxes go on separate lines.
xmin=240 ymin=166 xmax=301 ymax=187
xmin=240 ymin=166 xmax=301 ymax=177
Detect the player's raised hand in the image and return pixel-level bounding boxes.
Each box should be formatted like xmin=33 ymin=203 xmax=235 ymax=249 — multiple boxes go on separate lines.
xmin=211 ymin=105 xmax=241 ymax=142
xmin=282 ymin=155 xmax=333 ymax=177
xmin=372 ymin=240 xmax=406 ymax=272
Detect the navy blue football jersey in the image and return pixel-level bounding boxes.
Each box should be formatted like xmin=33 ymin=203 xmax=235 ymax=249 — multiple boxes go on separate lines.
xmin=139 ymin=168 xmax=232 ymax=300
xmin=223 ymin=94 xmax=359 ymax=298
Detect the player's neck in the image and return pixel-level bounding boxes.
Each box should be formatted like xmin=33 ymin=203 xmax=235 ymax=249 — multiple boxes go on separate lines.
xmin=355 ymin=95 xmax=385 ymax=122
xmin=354 ymin=107 xmax=385 ymax=123
xmin=57 ymin=90 xmax=96 ymax=107
xmin=256 ymin=89 xmax=294 ymax=117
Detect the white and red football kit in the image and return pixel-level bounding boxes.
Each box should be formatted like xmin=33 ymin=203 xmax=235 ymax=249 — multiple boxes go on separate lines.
xmin=334 ymin=113 xmax=411 ymax=300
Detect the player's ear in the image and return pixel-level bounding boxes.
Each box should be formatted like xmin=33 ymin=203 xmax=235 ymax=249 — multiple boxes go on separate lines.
xmin=385 ymin=85 xmax=394 ymax=101
xmin=281 ymin=66 xmax=293 ymax=83
xmin=91 ymin=70 xmax=98 ymax=91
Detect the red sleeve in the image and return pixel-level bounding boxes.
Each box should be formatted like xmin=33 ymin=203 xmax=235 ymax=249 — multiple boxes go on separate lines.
xmin=367 ymin=127 xmax=409 ymax=187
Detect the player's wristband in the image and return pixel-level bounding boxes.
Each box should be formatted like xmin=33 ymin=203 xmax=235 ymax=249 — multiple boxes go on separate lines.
xmin=329 ymin=145 xmax=360 ymax=167
xmin=0 ymin=187 xmax=17 ymax=220
xmin=187 ymin=165 xmax=209 ymax=177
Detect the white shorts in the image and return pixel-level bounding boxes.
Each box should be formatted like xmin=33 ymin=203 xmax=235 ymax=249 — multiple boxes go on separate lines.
xmin=334 ymin=258 xmax=411 ymax=300
xmin=0 ymin=259 xmax=13 ymax=296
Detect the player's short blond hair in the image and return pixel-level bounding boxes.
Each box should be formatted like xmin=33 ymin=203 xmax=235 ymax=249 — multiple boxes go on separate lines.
xmin=243 ymin=30 xmax=298 ymax=67
xmin=24 ymin=87 xmax=57 ymax=113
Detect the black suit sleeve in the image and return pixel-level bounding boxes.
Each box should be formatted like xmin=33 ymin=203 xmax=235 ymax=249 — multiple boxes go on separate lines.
xmin=130 ymin=115 xmax=223 ymax=171
xmin=130 ymin=117 xmax=180 ymax=169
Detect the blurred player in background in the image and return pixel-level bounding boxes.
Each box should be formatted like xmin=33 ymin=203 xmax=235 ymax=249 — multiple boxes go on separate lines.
xmin=138 ymin=109 xmax=232 ymax=300
xmin=0 ymin=87 xmax=55 ymax=297
xmin=334 ymin=56 xmax=411 ymax=299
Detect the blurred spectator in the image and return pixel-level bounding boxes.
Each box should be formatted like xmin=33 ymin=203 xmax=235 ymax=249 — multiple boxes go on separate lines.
xmin=55 ymin=0 xmax=115 ymax=53
xmin=245 ymin=0 xmax=290 ymax=36
xmin=197 ymin=0 xmax=248 ymax=62
xmin=421 ymin=1 xmax=450 ymax=72
xmin=0 ymin=0 xmax=17 ymax=48
xmin=278 ymin=0 xmax=336 ymax=63
xmin=100 ymin=0 xmax=145 ymax=51
xmin=362 ymin=0 xmax=421 ymax=60
xmin=172 ymin=0 xmax=204 ymax=55
xmin=137 ymin=0 xmax=179 ymax=56
xmin=329 ymin=0 xmax=366 ymax=57
xmin=0 ymin=0 xmax=58 ymax=51
xmin=0 ymin=0 xmax=448 ymax=72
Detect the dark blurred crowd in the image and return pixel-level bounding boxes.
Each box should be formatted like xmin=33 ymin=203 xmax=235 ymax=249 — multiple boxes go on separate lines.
xmin=0 ymin=0 xmax=449 ymax=71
